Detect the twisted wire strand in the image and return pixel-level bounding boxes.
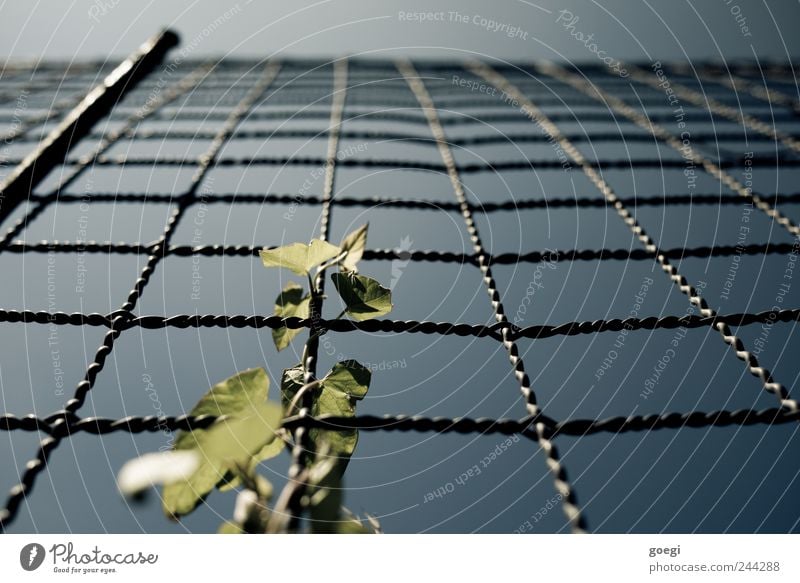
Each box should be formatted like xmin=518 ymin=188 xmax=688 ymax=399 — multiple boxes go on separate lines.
xmin=0 ymin=62 xmax=218 ymax=529
xmin=625 ymin=63 xmax=800 ymax=154
xmin=0 ymin=61 xmax=283 ymax=530
xmin=2 ymin=307 xmax=798 ymax=342
xmin=546 ymin=62 xmax=800 ymax=240
xmin=13 ymin=152 xmax=796 ymax=171
xmin=142 ymin=108 xmax=798 ymax=124
xmin=3 ymin=407 xmax=796 ymax=440
xmin=3 ymin=58 xmax=799 ymax=533
xmin=400 ymin=60 xmax=588 ymax=533
xmin=468 ymin=59 xmax=800 ymax=533
xmin=15 ymin=127 xmax=790 ymax=146
xmin=0 ymin=93 xmax=83 ymax=143
xmin=675 ymin=63 xmax=800 ymax=117
xmin=497 ymin=62 xmax=800 ymax=413
xmin=23 ymin=190 xmax=800 ymax=214
xmin=5 ymin=239 xmax=796 ymax=266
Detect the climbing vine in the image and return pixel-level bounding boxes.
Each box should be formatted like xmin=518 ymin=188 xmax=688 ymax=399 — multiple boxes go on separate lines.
xmin=117 ymin=224 xmax=389 ymax=533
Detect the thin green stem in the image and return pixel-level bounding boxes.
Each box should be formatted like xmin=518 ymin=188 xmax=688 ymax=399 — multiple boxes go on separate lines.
xmin=316 ymin=251 xmax=347 ymax=273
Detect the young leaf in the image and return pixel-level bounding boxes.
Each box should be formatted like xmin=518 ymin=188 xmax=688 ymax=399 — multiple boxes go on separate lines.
xmin=305 ymin=360 xmax=372 ymax=479
xmin=117 ymin=451 xmax=199 ymax=497
xmin=339 ymin=223 xmax=368 ymax=272
xmin=163 ymin=399 xmax=281 ymax=519
xmin=219 ymin=447 xmax=281 ymax=493
xmin=161 ymin=368 xmax=277 ymax=518
xmin=177 ymin=367 xmax=270 ymax=420
xmin=259 ymin=239 xmax=341 ymax=276
xmin=311 ymin=384 xmax=358 ymax=471
xmin=279 ymin=364 xmax=306 ymax=412
xmin=331 ymin=272 xmax=392 ymax=321
xmin=321 ymin=360 xmax=371 ymax=400
xmin=202 ymin=401 xmax=283 ymax=468
xmin=272 ymin=282 xmax=310 ymax=351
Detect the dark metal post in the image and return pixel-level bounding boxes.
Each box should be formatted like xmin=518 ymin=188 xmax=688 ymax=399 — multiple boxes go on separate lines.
xmin=0 ymin=28 xmax=179 ymax=224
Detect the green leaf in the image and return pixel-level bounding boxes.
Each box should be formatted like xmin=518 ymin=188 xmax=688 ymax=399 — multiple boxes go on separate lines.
xmin=331 ymin=272 xmax=393 ymax=321
xmin=305 ymin=363 xmax=372 ymax=533
xmin=162 ymin=369 xmax=279 ymax=518
xmin=259 ymin=239 xmax=341 ymax=276
xmin=311 ymin=384 xmax=358 ymax=471
xmin=305 ymin=360 xmax=373 ymax=482
xmin=219 ymin=449 xmax=281 ymax=493
xmin=339 ymin=224 xmax=368 ymax=272
xmin=176 ymin=367 xmax=270 ymax=423
xmin=163 ymin=400 xmax=281 ymax=519
xmin=202 ymin=401 xmax=283 ymax=467
xmin=280 ymin=364 xmax=306 ymax=412
xmin=272 ymin=282 xmax=310 ymax=351
xmin=322 ymin=360 xmax=370 ymax=400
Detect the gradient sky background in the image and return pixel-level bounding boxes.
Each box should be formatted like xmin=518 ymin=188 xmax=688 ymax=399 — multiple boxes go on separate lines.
xmin=1 ymin=0 xmax=799 ymax=63
xmin=1 ymin=0 xmax=800 ymax=534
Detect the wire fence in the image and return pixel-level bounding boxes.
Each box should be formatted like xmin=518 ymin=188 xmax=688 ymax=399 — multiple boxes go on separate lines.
xmin=0 ymin=41 xmax=798 ymax=532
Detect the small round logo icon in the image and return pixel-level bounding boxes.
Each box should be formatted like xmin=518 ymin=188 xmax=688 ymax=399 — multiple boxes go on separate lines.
xmin=20 ymin=543 xmax=46 ymax=571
